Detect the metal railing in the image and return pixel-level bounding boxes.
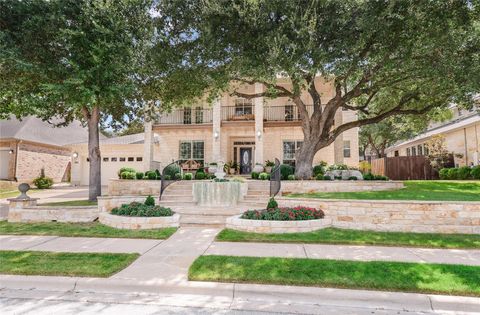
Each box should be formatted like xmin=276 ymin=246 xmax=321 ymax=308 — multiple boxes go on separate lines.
xmin=269 ymin=158 xmax=281 ymax=198
xmin=157 ymin=108 xmax=213 ymax=125
xmin=159 ymin=160 xmax=182 ymax=201
xmin=263 ymin=104 xmax=314 ymax=122
xmin=221 ymin=106 xmax=255 ymax=121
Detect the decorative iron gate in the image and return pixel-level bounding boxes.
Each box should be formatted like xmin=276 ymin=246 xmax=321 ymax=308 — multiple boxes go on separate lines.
xmin=269 ymin=158 xmax=281 ymax=198
xmin=159 ymin=160 xmax=182 ymax=201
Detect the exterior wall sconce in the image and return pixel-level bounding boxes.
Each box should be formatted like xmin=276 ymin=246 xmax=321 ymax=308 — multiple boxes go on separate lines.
xmin=8 ymin=149 xmax=14 ymax=154
xmin=257 ymin=130 xmax=262 ymax=140
xmin=72 ymin=152 xmax=79 ymax=158
xmin=214 ymin=131 xmax=219 ymax=140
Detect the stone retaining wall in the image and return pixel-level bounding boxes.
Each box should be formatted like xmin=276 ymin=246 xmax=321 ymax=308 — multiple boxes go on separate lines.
xmin=99 ymin=212 xmax=180 ymax=230
xmin=280 ymin=180 xmax=403 ymax=194
xmin=277 ymin=197 xmax=480 ymax=234
xmin=8 ymin=205 xmax=98 ymax=223
xmin=107 ymin=179 xmax=161 ymax=196
xmin=97 ymin=195 xmax=148 ymax=212
xmin=226 ymin=215 xmax=332 ymax=233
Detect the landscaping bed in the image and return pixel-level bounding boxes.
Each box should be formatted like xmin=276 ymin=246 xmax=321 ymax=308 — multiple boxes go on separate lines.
xmin=0 ymin=250 xmax=139 ymax=277
xmin=285 ymin=181 xmax=480 ymax=201
xmin=189 ymin=255 xmax=480 ymax=297
xmin=217 ymin=227 xmax=480 ymax=249
xmin=0 ymin=221 xmax=177 ymax=239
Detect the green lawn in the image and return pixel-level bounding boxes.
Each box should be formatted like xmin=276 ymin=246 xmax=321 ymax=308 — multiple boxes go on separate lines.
xmin=285 ymin=181 xmax=480 ymax=201
xmin=217 ymin=228 xmax=480 ymax=249
xmin=0 ymin=250 xmax=139 ymax=277
xmin=39 ymin=200 xmax=97 ymax=206
xmin=0 ymin=221 xmax=177 ymax=239
xmin=189 ymin=255 xmax=480 ymax=296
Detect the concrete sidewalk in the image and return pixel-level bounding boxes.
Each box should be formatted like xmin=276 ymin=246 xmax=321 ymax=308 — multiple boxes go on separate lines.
xmin=206 ymin=241 xmax=480 ymax=266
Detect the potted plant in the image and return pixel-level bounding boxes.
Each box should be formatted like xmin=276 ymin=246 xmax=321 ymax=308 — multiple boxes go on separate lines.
xmin=264 ymin=160 xmax=275 ymax=173
xmin=208 ymin=162 xmax=217 ymax=174
xmin=225 ymin=161 xmax=238 ymax=174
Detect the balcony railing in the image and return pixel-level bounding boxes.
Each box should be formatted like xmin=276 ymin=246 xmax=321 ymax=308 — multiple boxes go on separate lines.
xmin=221 ymin=106 xmax=256 ymax=121
xmin=263 ymin=104 xmax=314 ymax=122
xmin=157 ymin=108 xmax=213 ymax=125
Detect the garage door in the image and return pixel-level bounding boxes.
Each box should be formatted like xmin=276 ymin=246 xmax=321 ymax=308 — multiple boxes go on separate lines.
xmin=79 ymin=156 xmax=144 ymax=186
xmin=0 ymin=150 xmax=10 ymax=179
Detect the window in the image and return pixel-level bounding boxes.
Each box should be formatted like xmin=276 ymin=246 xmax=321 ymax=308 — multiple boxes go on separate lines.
xmin=394 ymin=150 xmax=399 ymax=157
xmin=417 ymin=145 xmax=423 ymax=156
xmin=283 ymin=140 xmax=303 ymax=166
xmin=103 ymin=157 xmax=109 ymax=162
xmin=119 ymin=157 xmax=126 ymax=162
xmin=179 ymin=140 xmax=204 ymax=163
xmin=111 ymin=157 xmax=118 ymax=162
xmin=343 ymin=140 xmax=351 ymax=158
xmin=235 ymin=98 xmax=253 ymax=116
xmin=424 ymin=144 xmax=429 ymax=156
xmin=136 ymin=157 xmax=143 ymax=162
xmin=406 ymin=148 xmax=411 ymax=156
xmin=194 ymin=106 xmax=203 ymax=124
xmin=284 ymin=105 xmax=294 ymax=121
xmin=411 ymin=147 xmax=416 ymax=156
xmin=183 ymin=108 xmax=192 ymax=124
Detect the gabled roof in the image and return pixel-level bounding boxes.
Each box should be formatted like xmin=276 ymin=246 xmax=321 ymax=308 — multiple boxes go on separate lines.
xmin=99 ymin=133 xmax=145 ymax=145
xmin=0 ymin=115 xmax=91 ymax=146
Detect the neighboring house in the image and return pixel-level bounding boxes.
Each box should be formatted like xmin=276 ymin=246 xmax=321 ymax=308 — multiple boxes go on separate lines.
xmin=149 ymin=78 xmax=358 ymax=173
xmin=0 ymin=116 xmax=89 ymax=183
xmin=69 ymin=133 xmax=147 ymax=186
xmin=385 ymin=106 xmax=480 ymax=167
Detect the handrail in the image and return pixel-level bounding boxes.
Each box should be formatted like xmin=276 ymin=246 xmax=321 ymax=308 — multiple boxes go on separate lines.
xmin=269 ymin=158 xmax=281 ymax=198
xmin=159 ymin=160 xmax=182 ymax=201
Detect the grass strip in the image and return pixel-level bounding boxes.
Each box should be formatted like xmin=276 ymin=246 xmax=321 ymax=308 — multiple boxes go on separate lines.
xmin=39 ymin=200 xmax=97 ymax=206
xmin=285 ymin=181 xmax=480 ymax=201
xmin=189 ymin=255 xmax=480 ymax=296
xmin=216 ymin=228 xmax=480 ymax=249
xmin=0 ymin=221 xmax=177 ymax=240
xmin=0 ymin=250 xmax=139 ymax=277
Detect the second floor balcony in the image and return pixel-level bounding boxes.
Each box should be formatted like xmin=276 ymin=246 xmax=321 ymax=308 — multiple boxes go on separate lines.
xmin=156 ymin=104 xmax=314 ymax=125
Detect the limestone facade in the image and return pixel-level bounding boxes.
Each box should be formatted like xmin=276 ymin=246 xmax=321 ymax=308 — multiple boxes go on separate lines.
xmin=226 ymin=215 xmax=332 ymax=233
xmin=99 ymin=212 xmax=179 ymax=230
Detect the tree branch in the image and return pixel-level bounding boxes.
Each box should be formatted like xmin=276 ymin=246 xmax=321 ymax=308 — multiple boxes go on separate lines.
xmin=231 ymin=90 xmax=291 ymax=99
xmin=232 ymin=77 xmax=293 ymax=97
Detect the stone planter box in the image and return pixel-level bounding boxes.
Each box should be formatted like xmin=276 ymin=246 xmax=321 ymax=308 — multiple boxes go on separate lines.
xmin=99 ymin=212 xmax=180 ymax=230
xmin=279 ymin=180 xmax=403 ymax=194
xmin=8 ymin=205 xmax=99 ymax=223
xmin=226 ymin=214 xmax=332 ymax=234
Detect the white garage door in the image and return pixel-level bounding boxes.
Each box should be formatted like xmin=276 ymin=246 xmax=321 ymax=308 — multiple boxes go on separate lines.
xmin=79 ymin=156 xmax=145 ymax=186
xmin=0 ymin=150 xmax=10 ymax=179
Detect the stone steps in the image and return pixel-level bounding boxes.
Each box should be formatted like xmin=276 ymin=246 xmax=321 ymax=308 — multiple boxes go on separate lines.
xmin=179 ymin=214 xmax=229 ymax=227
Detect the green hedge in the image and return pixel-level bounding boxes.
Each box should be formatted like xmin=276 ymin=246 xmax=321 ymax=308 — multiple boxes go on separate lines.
xmin=440 ymin=166 xmax=479 ymax=180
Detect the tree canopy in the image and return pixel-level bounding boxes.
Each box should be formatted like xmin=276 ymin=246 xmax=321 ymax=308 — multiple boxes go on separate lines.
xmin=156 ymin=0 xmax=480 ymax=177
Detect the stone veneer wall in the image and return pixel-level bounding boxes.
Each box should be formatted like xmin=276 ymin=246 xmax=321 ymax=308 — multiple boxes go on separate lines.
xmin=8 ymin=205 xmax=98 ymax=223
xmin=99 ymin=212 xmax=180 ymax=230
xmin=277 ymin=197 xmax=480 ymax=234
xmin=226 ymin=215 xmax=332 ymax=233
xmin=107 ymin=179 xmax=161 ymax=196
xmin=97 ymin=195 xmax=149 ymax=212
xmin=280 ymin=180 xmax=404 ymax=194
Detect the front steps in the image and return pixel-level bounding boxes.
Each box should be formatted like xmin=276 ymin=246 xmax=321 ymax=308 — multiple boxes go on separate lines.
xmin=159 ymin=180 xmax=270 ymax=227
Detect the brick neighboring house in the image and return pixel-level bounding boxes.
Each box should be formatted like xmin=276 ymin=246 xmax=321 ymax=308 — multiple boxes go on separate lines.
xmin=0 ymin=116 xmax=89 ymax=183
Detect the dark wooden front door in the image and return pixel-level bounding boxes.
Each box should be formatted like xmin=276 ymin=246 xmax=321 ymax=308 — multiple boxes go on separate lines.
xmin=239 ymin=148 xmax=252 ymax=174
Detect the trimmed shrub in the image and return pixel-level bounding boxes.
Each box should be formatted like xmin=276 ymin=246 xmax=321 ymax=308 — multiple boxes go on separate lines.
xmin=328 ymin=163 xmax=348 ymax=171
xmin=334 ymin=175 xmax=342 ymax=180
xmin=118 ymin=167 xmax=136 ymax=179
xmin=195 ymin=172 xmax=206 ymax=180
xmin=145 ymin=171 xmax=157 ymax=180
xmin=312 ymin=164 xmax=325 ymax=176
xmin=457 ymin=166 xmax=472 ymax=180
xmin=183 ymin=173 xmax=193 ymax=180
xmin=121 ymin=171 xmax=135 ymax=179
xmin=242 ymin=206 xmax=325 ymax=221
xmin=174 ymin=172 xmax=182 ymax=180
xmin=163 ymin=175 xmax=171 ymax=180
xmin=447 ymin=168 xmax=459 ymax=180
xmin=259 ymin=172 xmax=269 ymax=180
xmin=144 ymin=195 xmax=155 ymax=206
xmin=374 ymin=175 xmax=388 ymax=181
xmin=323 ymin=175 xmax=331 ymax=180
xmin=280 ymin=164 xmax=294 ymax=180
xmin=471 ymin=166 xmax=480 ymax=179
xmin=155 ymin=169 xmax=161 ymax=179
xmin=266 ymin=197 xmax=278 ymax=209
xmin=111 ymin=202 xmax=173 ymax=217
xmin=251 ymin=172 xmax=259 ymax=179
xmin=315 ymin=174 xmax=324 ymax=180
xmin=33 ymin=169 xmax=53 ymax=189
xmin=439 ymin=168 xmax=450 ymax=180
xmin=348 ymin=176 xmax=358 ymax=180
xmin=135 ymin=172 xmax=144 ymax=180
xmin=163 ymin=164 xmax=181 ymax=179
xmin=287 ymin=174 xmax=296 ymax=180
xmin=362 ymin=173 xmax=374 ymax=180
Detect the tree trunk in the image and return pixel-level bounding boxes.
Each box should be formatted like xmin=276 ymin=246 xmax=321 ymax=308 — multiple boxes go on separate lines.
xmin=87 ymin=106 xmax=101 ymax=201
xmin=294 ymin=138 xmax=317 ymax=179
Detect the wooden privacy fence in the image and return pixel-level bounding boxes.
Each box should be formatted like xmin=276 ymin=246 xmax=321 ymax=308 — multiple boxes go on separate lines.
xmin=371 ymin=156 xmax=453 ymax=180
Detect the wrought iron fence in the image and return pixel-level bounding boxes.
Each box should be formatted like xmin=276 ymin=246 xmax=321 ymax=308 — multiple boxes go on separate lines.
xmin=221 ymin=106 xmax=255 ymax=121
xmin=159 ymin=160 xmax=182 ymax=201
xmin=157 ymin=108 xmax=213 ymax=125
xmin=269 ymin=158 xmax=281 ymax=198
xmin=263 ymin=104 xmax=314 ymax=121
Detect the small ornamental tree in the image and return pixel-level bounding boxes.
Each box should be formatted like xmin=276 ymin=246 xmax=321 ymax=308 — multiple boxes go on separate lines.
xmin=156 ymin=0 xmax=480 ymax=179
xmin=425 ymin=135 xmax=451 ymax=171
xmin=0 ymin=0 xmax=154 ymax=200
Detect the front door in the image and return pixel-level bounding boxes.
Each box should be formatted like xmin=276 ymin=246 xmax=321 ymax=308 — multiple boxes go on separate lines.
xmin=239 ymin=148 xmax=252 ymax=174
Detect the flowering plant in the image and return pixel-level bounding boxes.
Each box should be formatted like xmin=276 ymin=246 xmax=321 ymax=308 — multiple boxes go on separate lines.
xmin=241 ymin=206 xmax=324 ymax=221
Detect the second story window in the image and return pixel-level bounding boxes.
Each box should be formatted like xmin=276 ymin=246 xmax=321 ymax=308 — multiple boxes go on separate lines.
xmin=194 ymin=106 xmax=203 ymax=124
xmin=235 ymin=98 xmax=253 ymax=116
xmin=343 ymin=140 xmax=351 ymax=158
xmin=284 ymin=105 xmax=294 ymax=121
xmin=183 ymin=108 xmax=192 ymax=124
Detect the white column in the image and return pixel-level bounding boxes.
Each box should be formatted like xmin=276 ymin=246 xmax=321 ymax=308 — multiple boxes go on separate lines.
xmin=333 ymin=109 xmax=344 ymax=164
xmin=254 ymin=83 xmax=264 ymax=168
xmin=143 ymin=120 xmax=154 ymax=171
xmin=212 ymin=98 xmax=221 ymax=162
